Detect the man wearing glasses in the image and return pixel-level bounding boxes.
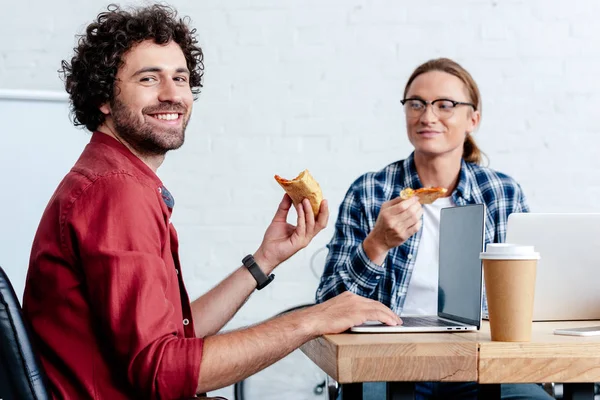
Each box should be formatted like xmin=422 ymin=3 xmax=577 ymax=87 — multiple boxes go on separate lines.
xmin=316 ymin=58 xmax=552 ymax=399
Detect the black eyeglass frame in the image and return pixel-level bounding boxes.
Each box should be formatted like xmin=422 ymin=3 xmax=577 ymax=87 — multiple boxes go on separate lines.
xmin=400 ymin=98 xmax=477 ymax=113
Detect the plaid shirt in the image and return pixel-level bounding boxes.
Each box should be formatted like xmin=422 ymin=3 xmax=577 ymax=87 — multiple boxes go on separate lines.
xmin=315 ymin=152 xmax=529 ymax=314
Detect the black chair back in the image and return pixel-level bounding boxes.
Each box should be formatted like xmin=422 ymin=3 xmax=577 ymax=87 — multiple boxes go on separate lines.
xmin=0 ymin=266 xmax=50 ymax=400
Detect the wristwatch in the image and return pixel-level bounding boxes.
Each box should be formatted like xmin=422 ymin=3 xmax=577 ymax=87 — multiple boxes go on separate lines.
xmin=242 ymin=255 xmax=275 ymax=290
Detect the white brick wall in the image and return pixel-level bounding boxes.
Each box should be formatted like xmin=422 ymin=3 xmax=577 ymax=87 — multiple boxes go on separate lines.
xmin=3 ymin=0 xmax=600 ymax=398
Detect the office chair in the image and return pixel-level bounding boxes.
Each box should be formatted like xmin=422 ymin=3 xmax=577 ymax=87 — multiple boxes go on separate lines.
xmin=0 ymin=266 xmax=229 ymax=400
xmin=0 ymin=266 xmax=50 ymax=400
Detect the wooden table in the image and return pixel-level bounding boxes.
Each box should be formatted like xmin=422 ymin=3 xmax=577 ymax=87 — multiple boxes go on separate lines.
xmin=300 ymin=321 xmax=600 ymax=399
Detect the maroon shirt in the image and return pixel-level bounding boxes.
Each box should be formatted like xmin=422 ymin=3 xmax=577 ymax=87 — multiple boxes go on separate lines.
xmin=23 ymin=132 xmax=203 ymax=400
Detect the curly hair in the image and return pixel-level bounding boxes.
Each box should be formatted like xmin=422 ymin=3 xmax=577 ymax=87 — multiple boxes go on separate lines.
xmin=60 ymin=3 xmax=204 ymax=132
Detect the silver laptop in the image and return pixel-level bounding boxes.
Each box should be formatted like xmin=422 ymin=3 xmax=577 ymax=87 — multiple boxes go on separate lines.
xmin=351 ymin=204 xmax=485 ymax=333
xmin=506 ymin=213 xmax=600 ymax=321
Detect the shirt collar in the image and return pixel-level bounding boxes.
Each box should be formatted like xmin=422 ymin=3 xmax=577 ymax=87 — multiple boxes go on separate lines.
xmin=91 ymin=131 xmax=163 ymax=188
xmin=455 ymin=159 xmax=474 ymax=202
xmin=401 ymin=152 xmax=423 ymax=190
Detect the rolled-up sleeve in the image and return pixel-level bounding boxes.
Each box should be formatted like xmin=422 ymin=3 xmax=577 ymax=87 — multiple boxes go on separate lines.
xmin=316 ymin=180 xmax=385 ymax=303
xmin=65 ymin=173 xmax=202 ymax=399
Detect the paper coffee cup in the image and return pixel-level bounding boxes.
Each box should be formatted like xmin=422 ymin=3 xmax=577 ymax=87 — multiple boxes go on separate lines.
xmin=480 ymin=243 xmax=540 ymax=342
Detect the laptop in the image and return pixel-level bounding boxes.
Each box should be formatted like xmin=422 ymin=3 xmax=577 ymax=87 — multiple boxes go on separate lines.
xmin=351 ymin=204 xmax=485 ymax=333
xmin=505 ymin=213 xmax=600 ymax=321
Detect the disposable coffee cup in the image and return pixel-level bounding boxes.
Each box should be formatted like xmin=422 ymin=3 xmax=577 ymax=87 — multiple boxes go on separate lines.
xmin=480 ymin=243 xmax=540 ymax=342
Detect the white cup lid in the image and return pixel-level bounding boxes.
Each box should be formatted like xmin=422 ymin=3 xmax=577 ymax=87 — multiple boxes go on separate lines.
xmin=480 ymin=243 xmax=540 ymax=260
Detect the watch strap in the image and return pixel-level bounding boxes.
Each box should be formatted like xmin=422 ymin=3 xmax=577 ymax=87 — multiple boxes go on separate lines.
xmin=242 ymin=255 xmax=275 ymax=290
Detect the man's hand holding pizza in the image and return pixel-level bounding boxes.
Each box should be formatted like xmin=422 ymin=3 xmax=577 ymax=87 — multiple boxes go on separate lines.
xmin=362 ymin=187 xmax=447 ymax=265
xmin=253 ymin=170 xmax=329 ymax=274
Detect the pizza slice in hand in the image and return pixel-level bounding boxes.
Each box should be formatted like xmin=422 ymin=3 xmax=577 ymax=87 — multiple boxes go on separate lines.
xmin=400 ymin=187 xmax=448 ymax=205
xmin=274 ymin=169 xmax=323 ymax=217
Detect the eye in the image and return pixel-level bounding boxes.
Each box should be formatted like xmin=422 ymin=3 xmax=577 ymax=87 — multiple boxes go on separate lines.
xmin=407 ymin=100 xmax=424 ymax=110
xmin=435 ymin=100 xmax=455 ymax=110
xmin=173 ymin=76 xmax=188 ymax=83
xmin=140 ymin=76 xmax=157 ymax=83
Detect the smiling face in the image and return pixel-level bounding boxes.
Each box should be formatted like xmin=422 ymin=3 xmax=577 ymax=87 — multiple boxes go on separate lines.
xmin=404 ymin=70 xmax=480 ymax=159
xmin=99 ymin=40 xmax=193 ymax=156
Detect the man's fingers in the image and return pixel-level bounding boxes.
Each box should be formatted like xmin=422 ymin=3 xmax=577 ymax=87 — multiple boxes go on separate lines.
xmin=272 ymin=194 xmax=293 ymax=222
xmin=351 ymin=296 xmax=402 ymax=326
xmin=405 ymin=218 xmax=422 ymax=237
xmin=387 ymin=194 xmax=419 ymax=208
xmin=387 ymin=194 xmax=408 ymax=206
xmin=379 ymin=203 xmax=421 ymax=231
xmin=302 ymin=199 xmax=316 ymax=234
xmin=359 ymin=297 xmax=402 ymax=324
xmin=378 ymin=199 xmax=420 ymax=230
xmin=295 ymin=199 xmax=306 ymax=236
xmin=402 ymin=205 xmax=423 ymax=226
xmin=388 ymin=202 xmax=422 ymax=228
xmin=388 ymin=196 xmax=421 ymax=215
xmin=373 ymin=311 xmax=400 ymax=326
xmin=377 ymin=307 xmax=402 ymax=325
xmin=315 ymin=200 xmax=329 ymax=232
xmin=324 ymin=293 xmax=402 ymax=330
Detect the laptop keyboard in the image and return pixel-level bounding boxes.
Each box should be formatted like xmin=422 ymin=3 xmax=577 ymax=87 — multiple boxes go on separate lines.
xmin=399 ymin=316 xmax=463 ymax=328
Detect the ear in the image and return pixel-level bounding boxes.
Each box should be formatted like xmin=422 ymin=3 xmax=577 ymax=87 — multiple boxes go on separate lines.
xmin=99 ymin=103 xmax=111 ymax=115
xmin=466 ymin=109 xmax=481 ymax=134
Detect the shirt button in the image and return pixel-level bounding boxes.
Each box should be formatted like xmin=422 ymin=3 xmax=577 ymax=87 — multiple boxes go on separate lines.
xmin=183 ymin=318 xmax=190 ymax=326
xmin=158 ymin=187 xmax=162 ymax=193
xmin=407 ymin=254 xmax=413 ymax=260
xmin=175 ymin=269 xmax=179 ymax=275
xmin=376 ymin=276 xmax=381 ymax=280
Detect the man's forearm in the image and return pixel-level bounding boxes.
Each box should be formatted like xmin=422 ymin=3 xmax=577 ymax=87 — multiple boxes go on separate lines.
xmin=196 ymin=309 xmax=316 ymax=393
xmin=191 ymin=265 xmax=256 ymax=337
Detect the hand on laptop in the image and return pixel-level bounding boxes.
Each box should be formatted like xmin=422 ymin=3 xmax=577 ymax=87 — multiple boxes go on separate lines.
xmin=299 ymin=292 xmax=402 ymax=336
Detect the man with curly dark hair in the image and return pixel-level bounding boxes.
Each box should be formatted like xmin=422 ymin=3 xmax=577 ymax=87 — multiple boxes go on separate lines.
xmin=21 ymin=4 xmax=400 ymax=400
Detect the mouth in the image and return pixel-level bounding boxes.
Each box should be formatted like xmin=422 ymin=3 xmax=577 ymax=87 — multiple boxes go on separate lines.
xmin=416 ymin=130 xmax=442 ymax=137
xmin=146 ymin=112 xmax=184 ymax=125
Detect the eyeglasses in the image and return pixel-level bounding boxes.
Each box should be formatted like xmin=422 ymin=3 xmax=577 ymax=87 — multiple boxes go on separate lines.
xmin=400 ymin=98 xmax=477 ymax=119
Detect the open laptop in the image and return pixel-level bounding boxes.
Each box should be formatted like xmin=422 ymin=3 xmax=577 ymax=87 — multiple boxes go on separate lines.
xmin=505 ymin=213 xmax=600 ymax=321
xmin=351 ymin=204 xmax=485 ymax=333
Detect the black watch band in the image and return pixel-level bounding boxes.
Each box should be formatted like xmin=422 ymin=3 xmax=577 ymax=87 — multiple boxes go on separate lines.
xmin=242 ymin=255 xmax=275 ymax=290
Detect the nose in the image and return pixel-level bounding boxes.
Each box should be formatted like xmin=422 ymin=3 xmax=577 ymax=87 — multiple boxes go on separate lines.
xmin=158 ymin=79 xmax=183 ymax=104
xmin=419 ymin=104 xmax=438 ymax=124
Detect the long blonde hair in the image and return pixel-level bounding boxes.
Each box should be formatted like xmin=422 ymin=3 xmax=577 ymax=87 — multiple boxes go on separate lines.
xmin=404 ymin=58 xmax=484 ymax=165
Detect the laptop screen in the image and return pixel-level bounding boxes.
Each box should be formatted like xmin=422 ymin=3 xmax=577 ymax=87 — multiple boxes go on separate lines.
xmin=438 ymin=204 xmax=485 ymax=326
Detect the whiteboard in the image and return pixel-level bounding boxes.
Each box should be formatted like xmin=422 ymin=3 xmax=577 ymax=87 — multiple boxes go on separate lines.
xmin=0 ymin=91 xmax=89 ymax=300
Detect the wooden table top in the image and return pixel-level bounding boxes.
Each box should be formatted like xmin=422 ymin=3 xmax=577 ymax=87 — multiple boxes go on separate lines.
xmin=474 ymin=321 xmax=600 ymax=383
xmin=300 ymin=321 xmax=600 ymax=384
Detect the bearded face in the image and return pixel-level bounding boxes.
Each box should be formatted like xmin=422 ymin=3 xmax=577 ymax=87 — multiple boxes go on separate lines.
xmin=101 ymin=40 xmax=195 ymax=157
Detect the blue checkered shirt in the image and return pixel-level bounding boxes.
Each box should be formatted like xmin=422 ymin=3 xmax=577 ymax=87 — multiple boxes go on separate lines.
xmin=315 ymin=153 xmax=529 ymax=314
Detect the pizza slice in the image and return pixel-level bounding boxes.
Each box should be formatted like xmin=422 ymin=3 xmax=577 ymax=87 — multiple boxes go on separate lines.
xmin=400 ymin=187 xmax=448 ymax=205
xmin=274 ymin=169 xmax=323 ymax=217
